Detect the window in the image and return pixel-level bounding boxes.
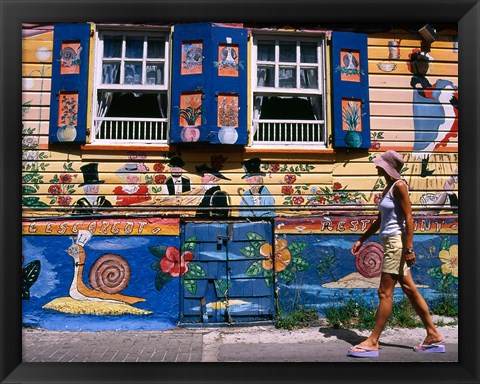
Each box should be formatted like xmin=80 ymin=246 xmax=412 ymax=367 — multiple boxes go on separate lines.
xmin=92 ymin=30 xmax=170 ymax=144
xmin=251 ymin=34 xmax=328 ymax=148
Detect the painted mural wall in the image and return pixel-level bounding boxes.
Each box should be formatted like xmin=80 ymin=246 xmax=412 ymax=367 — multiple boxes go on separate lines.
xmin=22 ymin=23 xmax=459 ymax=329
xmin=22 ymin=215 xmax=458 ymax=330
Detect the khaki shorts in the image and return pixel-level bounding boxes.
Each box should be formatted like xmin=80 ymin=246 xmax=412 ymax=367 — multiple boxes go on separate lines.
xmin=380 ymin=234 xmax=409 ymax=276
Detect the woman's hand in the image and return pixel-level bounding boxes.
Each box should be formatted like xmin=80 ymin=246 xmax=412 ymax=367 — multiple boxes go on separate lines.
xmin=404 ymin=251 xmax=416 ymax=267
xmin=351 ymin=240 xmax=363 ymax=255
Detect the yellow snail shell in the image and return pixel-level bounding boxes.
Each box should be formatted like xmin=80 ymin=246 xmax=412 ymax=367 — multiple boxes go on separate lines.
xmin=88 ymin=253 xmax=131 ymax=294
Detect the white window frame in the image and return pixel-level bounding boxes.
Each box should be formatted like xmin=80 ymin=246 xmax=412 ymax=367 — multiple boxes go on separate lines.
xmin=91 ymin=27 xmax=171 ymax=145
xmin=251 ymin=32 xmax=328 ymax=148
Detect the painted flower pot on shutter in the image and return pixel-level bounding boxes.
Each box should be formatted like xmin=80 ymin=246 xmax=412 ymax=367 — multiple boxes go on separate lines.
xmin=344 ymin=130 xmax=362 ymax=148
xmin=180 ymin=126 xmax=201 ymax=142
xmin=56 ymin=126 xmax=78 ymax=142
xmin=218 ymin=126 xmax=238 ymax=144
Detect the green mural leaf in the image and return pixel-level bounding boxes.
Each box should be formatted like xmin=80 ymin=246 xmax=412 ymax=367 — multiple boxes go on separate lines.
xmin=182 ymin=236 xmax=197 ymax=252
xmin=240 ymin=245 xmax=257 ymax=258
xmin=22 ymin=185 xmax=37 ymax=195
xmin=185 ymin=263 xmax=206 ymax=279
xmin=427 ymin=267 xmax=443 ymax=279
xmin=214 ymin=280 xmax=231 ymax=297
xmin=278 ymin=268 xmax=296 ymax=285
xmin=183 ymin=279 xmax=197 ymax=295
xmin=21 ymin=280 xmax=30 ymax=300
xmin=288 ymin=242 xmax=307 ymax=257
xmin=148 ymin=245 xmax=167 ymax=258
xmin=150 ymin=260 xmax=161 ymax=271
xmin=440 ymin=237 xmax=451 ymax=251
xmin=22 ymin=196 xmax=49 ymax=207
xmin=155 ymin=271 xmax=173 ymax=291
xmin=23 ymin=260 xmax=41 ymax=288
xmin=246 ymin=232 xmax=266 ymax=249
xmin=22 ymin=173 xmax=34 ymax=184
xmin=263 ymin=269 xmax=273 ymax=287
xmin=291 ymin=256 xmax=309 ymax=272
xmin=246 ymin=260 xmax=262 ymax=276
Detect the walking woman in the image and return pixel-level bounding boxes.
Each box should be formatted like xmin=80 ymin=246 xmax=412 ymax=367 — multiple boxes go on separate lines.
xmin=347 ymin=150 xmax=444 ymax=357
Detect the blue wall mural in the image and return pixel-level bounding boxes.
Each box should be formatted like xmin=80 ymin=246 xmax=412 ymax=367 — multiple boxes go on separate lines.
xmin=22 ymin=216 xmax=458 ymax=330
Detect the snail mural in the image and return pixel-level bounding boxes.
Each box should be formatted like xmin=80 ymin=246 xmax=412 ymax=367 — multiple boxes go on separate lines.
xmin=42 ymin=230 xmax=150 ymax=315
xmin=355 ymin=242 xmax=384 ymax=278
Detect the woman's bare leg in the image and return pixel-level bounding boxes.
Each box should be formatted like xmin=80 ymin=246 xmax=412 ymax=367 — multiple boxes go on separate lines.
xmin=398 ymin=271 xmax=443 ymax=345
xmin=350 ymin=272 xmax=397 ymax=351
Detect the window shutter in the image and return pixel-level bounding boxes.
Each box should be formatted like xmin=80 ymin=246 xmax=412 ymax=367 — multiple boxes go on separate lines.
xmin=49 ymin=23 xmax=92 ymax=144
xmin=170 ymin=23 xmax=248 ymax=145
xmin=331 ymin=31 xmax=371 ymax=149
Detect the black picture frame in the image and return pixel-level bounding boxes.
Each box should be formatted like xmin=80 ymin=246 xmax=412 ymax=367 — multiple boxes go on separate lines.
xmin=2 ymin=0 xmax=479 ymax=383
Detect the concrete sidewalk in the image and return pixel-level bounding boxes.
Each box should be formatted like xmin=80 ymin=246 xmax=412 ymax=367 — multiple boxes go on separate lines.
xmin=22 ymin=322 xmax=458 ymax=363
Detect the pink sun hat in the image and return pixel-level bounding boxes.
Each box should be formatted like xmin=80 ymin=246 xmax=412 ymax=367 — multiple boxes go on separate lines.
xmin=373 ymin=150 xmax=404 ymax=180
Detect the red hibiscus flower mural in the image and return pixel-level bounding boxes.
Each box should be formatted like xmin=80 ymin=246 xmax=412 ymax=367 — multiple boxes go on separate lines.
xmin=153 ymin=163 xmax=165 ymax=173
xmin=284 ymin=174 xmax=297 ymax=184
xmin=149 ymin=236 xmax=206 ymax=294
xmin=57 ymin=195 xmax=73 ymax=206
xmin=269 ymin=163 xmax=280 ymax=172
xmin=333 ymin=182 xmax=342 ymax=190
xmin=154 ymin=174 xmax=166 ymax=184
xmin=292 ymin=196 xmax=305 ymax=205
xmin=59 ymin=173 xmax=73 ymax=184
xmin=160 ymin=246 xmax=194 ymax=277
xmin=281 ymin=185 xmax=294 ymax=195
xmin=48 ymin=184 xmax=62 ymax=195
xmin=210 ymin=155 xmax=228 ymax=171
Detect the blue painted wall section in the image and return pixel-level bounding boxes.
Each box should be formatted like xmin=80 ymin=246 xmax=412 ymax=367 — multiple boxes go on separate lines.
xmin=22 ymin=215 xmax=457 ymax=330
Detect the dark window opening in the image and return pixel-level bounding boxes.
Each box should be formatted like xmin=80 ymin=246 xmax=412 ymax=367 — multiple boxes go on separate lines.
xmin=259 ymin=96 xmax=316 ymax=120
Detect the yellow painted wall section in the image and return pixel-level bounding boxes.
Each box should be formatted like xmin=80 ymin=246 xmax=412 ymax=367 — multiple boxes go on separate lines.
xmin=22 ymin=25 xmax=458 ymax=218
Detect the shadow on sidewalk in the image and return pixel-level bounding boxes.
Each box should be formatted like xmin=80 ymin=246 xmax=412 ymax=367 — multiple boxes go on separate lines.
xmin=317 ymin=327 xmax=412 ymax=350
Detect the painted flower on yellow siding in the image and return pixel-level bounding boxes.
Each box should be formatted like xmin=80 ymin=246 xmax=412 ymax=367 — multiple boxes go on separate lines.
xmin=439 ymin=244 xmax=458 ymax=277
xmin=259 ymin=238 xmax=292 ymax=272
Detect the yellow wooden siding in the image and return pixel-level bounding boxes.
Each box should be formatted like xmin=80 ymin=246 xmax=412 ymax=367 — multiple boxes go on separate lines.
xmin=21 ymin=25 xmax=458 ymax=218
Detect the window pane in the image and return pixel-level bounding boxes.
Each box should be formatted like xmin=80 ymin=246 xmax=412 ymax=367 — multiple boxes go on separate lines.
xmin=102 ymin=62 xmax=120 ymax=84
xmin=279 ymin=66 xmax=296 ymax=88
xmin=104 ymin=92 xmax=164 ymax=117
xmin=146 ymin=63 xmax=164 ymax=85
xmin=259 ymin=96 xmax=316 ymax=119
xmin=300 ymin=68 xmax=318 ymax=89
xmin=257 ymin=65 xmax=275 ymax=87
xmin=103 ymin=36 xmax=122 ymax=58
xmin=300 ymin=42 xmax=317 ymax=63
xmin=147 ymin=38 xmax=165 ymax=58
xmin=279 ymin=41 xmax=296 ymax=62
xmin=124 ymin=63 xmax=142 ymax=84
xmin=257 ymin=41 xmax=275 ymax=61
xmin=126 ymin=37 xmax=143 ymax=58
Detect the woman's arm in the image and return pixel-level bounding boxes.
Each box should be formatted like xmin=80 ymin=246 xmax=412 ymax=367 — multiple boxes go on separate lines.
xmin=394 ymin=181 xmax=415 ymax=266
xmin=351 ymin=213 xmax=381 ymax=254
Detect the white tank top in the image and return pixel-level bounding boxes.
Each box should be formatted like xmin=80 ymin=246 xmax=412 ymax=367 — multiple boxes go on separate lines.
xmin=378 ymin=180 xmax=406 ymax=237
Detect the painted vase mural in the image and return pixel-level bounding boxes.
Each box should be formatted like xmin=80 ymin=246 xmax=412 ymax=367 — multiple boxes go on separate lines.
xmin=342 ymin=100 xmax=362 ymax=148
xmin=218 ymin=126 xmax=238 ymax=144
xmin=177 ymin=93 xmax=203 ymax=143
xmin=217 ymin=95 xmax=239 ymax=144
xmin=56 ymin=93 xmax=79 ymax=142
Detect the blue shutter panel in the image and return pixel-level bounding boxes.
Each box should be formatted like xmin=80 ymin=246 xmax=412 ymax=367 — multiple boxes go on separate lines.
xmin=170 ymin=23 xmax=248 ymax=145
xmin=331 ymin=31 xmax=371 ymax=149
xmin=49 ymin=23 xmax=91 ymax=144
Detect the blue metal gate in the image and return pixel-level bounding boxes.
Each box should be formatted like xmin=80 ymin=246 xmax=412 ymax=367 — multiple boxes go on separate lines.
xmin=180 ymin=221 xmax=275 ymax=324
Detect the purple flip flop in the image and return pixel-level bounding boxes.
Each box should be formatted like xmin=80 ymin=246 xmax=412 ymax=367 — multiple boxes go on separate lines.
xmin=347 ymin=345 xmax=379 ymax=358
xmin=413 ymin=344 xmax=446 ymax=353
